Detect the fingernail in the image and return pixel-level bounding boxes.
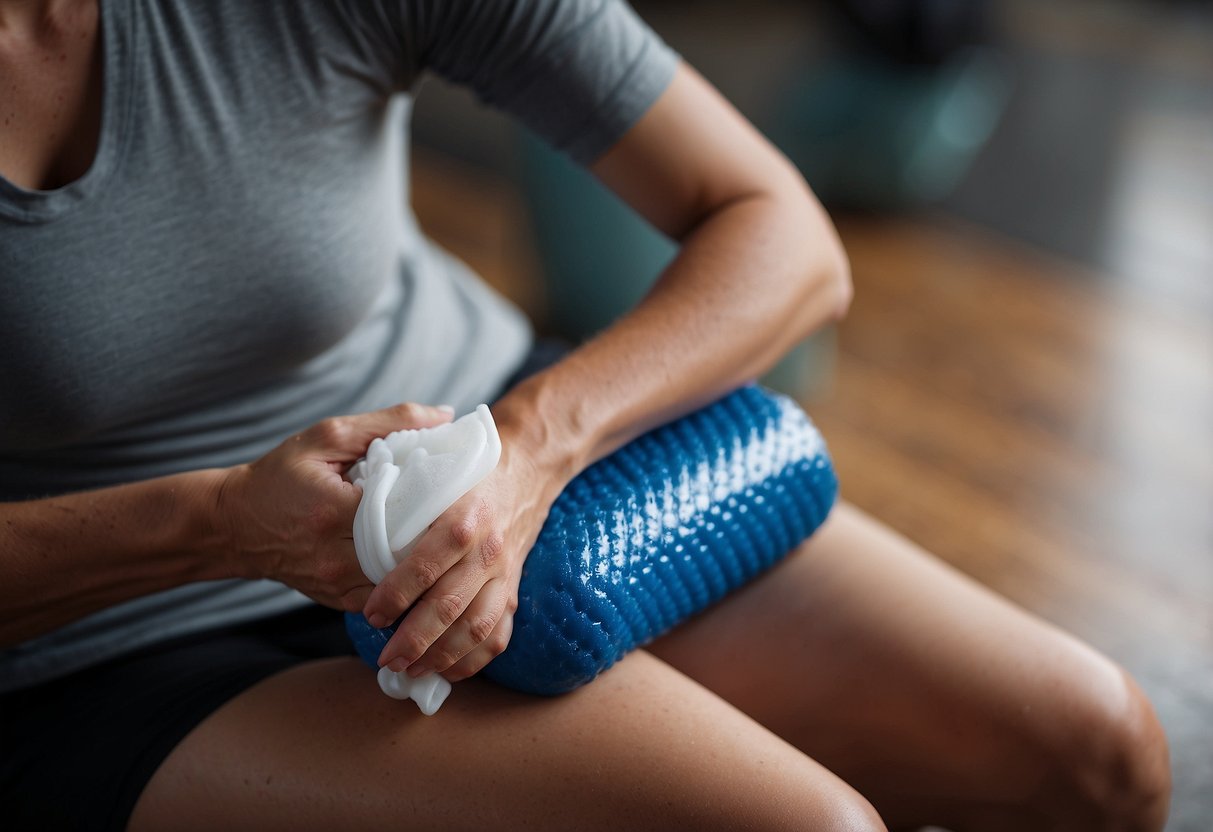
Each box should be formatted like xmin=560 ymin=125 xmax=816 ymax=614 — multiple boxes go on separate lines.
xmin=406 ymin=663 xmax=428 ymax=678
xmin=436 ymin=404 xmax=455 ymax=415
xmin=367 ymin=613 xmax=388 ymax=629
xmin=388 ymin=658 xmax=409 ymax=673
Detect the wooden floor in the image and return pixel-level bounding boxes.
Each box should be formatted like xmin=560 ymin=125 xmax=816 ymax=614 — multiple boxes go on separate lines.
xmin=817 ymin=217 xmax=1212 ymax=832
xmin=411 ymin=154 xmax=1212 ymax=830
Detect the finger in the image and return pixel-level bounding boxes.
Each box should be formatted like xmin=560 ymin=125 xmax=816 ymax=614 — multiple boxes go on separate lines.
xmin=407 ymin=577 xmax=510 ymax=676
xmin=361 ymin=534 xmax=468 ymax=628
xmin=298 ymin=402 xmax=454 ymax=459
xmin=442 ymin=611 xmax=515 ymax=683
xmin=362 ymin=499 xmax=491 ymax=626
xmin=376 ymin=560 xmax=487 ymax=671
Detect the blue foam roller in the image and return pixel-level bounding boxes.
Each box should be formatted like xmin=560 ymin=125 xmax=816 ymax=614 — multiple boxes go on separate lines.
xmin=346 ymin=385 xmax=837 ymax=696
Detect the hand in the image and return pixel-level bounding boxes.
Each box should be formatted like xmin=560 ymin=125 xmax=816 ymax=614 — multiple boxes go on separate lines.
xmin=216 ymin=403 xmax=454 ymax=611
xmin=362 ymin=433 xmax=561 ymax=682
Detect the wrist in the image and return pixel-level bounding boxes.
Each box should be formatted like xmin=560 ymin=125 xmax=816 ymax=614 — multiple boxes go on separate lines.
xmin=201 ymin=464 xmax=252 ymax=581
xmin=491 ymin=377 xmax=590 ymax=490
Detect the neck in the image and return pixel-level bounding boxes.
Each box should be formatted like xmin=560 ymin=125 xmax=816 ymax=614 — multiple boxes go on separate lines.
xmin=0 ymin=1 xmax=78 ymax=35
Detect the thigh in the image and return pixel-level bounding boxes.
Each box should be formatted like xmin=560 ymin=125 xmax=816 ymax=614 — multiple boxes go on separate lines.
xmin=0 ymin=605 xmax=352 ymax=832
xmin=129 ymin=651 xmax=885 ymax=832
xmin=648 ymin=502 xmax=1163 ymax=830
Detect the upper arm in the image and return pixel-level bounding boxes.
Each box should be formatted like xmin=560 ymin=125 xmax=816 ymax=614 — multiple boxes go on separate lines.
xmin=399 ymin=1 xmax=828 ymax=264
xmin=407 ymin=0 xmax=679 ymax=165
xmin=589 ymin=61 xmax=817 ymax=242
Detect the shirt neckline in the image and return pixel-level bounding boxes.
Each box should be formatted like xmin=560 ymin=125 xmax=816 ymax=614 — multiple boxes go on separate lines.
xmin=0 ymin=0 xmax=134 ymax=224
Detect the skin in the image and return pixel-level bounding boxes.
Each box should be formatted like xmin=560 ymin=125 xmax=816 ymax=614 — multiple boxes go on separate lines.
xmin=127 ymin=507 xmax=1170 ymax=832
xmin=0 ymin=2 xmax=1171 ymax=829
xmin=0 ymin=0 xmax=100 ymax=191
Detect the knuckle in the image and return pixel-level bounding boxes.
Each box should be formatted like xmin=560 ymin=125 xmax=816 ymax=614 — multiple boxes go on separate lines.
xmin=467 ymin=614 xmax=497 ymax=645
xmin=487 ymin=633 xmax=510 ymax=656
xmin=479 ymin=531 xmax=505 ymax=569
xmin=431 ymin=644 xmax=464 ymax=670
xmin=375 ymin=582 xmax=412 ymax=615
xmin=399 ymin=630 xmax=431 ymax=662
xmin=431 ymin=593 xmax=464 ymax=628
xmin=504 ymin=595 xmax=519 ymax=615
xmin=409 ymin=558 xmax=444 ymax=591
xmin=313 ymin=416 xmax=349 ymax=446
xmin=448 ymin=516 xmax=478 ymax=550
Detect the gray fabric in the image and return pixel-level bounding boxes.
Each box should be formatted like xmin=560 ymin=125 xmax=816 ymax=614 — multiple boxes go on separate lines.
xmin=0 ymin=0 xmax=678 ymax=691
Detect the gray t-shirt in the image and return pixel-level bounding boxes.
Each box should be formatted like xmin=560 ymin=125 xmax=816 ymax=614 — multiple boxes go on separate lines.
xmin=0 ymin=0 xmax=677 ymax=691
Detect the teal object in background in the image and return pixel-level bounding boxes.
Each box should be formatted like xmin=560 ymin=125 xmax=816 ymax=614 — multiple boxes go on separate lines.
xmin=520 ymin=130 xmax=676 ymax=339
xmin=519 ymin=130 xmax=835 ymax=398
xmin=769 ymin=48 xmax=1009 ymax=210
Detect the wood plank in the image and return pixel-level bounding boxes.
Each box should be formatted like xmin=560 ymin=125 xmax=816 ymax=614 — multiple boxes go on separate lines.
xmin=823 ymin=218 xmax=1213 ymax=600
xmin=818 ymin=215 xmax=1212 ymax=829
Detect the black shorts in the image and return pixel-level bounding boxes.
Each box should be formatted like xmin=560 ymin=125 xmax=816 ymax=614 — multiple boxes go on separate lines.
xmin=0 ymin=338 xmax=572 ymax=831
xmin=0 ymin=604 xmax=352 ymax=831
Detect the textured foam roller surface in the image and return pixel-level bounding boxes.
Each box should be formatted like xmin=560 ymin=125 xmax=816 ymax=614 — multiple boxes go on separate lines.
xmin=346 ymin=386 xmax=837 ymax=696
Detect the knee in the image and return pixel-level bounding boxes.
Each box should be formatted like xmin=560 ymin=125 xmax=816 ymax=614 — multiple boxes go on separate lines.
xmin=813 ymin=790 xmax=888 ymax=832
xmin=755 ymin=774 xmax=885 ymax=832
xmin=839 ymin=798 xmax=888 ymax=832
xmin=1056 ymin=665 xmax=1171 ymax=831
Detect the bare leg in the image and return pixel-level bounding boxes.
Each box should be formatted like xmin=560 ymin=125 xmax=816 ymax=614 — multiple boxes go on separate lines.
xmin=130 ymin=651 xmax=885 ymax=832
xmin=649 ymin=503 xmax=1171 ymax=831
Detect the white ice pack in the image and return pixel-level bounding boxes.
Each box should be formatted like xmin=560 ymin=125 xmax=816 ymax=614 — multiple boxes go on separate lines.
xmin=347 ymin=404 xmax=501 ymax=714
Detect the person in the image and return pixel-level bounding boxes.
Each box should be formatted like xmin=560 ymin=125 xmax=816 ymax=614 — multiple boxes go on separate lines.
xmin=0 ymin=1 xmax=1170 ymax=829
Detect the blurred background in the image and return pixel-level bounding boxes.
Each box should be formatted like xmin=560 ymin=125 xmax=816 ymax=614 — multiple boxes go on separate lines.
xmin=406 ymin=0 xmax=1212 ymax=827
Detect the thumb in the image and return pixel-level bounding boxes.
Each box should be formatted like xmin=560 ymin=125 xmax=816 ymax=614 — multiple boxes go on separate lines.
xmin=301 ymin=403 xmax=456 ymax=459
xmin=365 ymin=401 xmax=457 ymax=434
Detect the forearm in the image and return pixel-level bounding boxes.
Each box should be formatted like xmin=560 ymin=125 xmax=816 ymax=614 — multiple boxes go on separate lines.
xmin=492 ymin=62 xmax=850 ymax=480
xmin=3 ymin=404 xmax=457 ymax=649
xmin=398 ymin=186 xmax=846 ymax=675
xmin=495 ymin=183 xmax=848 ymax=480
xmin=0 ymin=468 xmax=229 ymax=646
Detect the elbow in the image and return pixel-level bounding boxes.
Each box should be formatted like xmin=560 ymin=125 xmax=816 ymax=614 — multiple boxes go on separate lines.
xmin=775 ymin=171 xmax=852 ymax=326
xmin=823 ymin=233 xmax=853 ymax=322
xmin=799 ymin=197 xmax=852 ymax=325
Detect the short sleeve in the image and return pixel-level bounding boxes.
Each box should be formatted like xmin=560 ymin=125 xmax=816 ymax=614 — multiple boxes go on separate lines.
xmin=402 ymin=0 xmax=679 ymax=164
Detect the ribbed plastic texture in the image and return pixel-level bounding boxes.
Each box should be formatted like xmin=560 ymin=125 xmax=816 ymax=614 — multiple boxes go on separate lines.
xmin=346 ymin=386 xmax=837 ymax=696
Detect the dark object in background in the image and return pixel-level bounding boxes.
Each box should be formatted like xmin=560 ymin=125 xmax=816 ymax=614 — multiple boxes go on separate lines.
xmin=834 ymin=0 xmax=991 ymax=66
xmin=769 ymin=0 xmax=1007 ymax=210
